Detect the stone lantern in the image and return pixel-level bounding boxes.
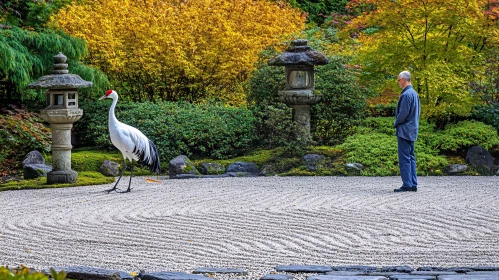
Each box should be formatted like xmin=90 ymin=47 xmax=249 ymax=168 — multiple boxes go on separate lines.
xmin=268 ymin=39 xmax=329 ymax=142
xmin=28 ymin=52 xmax=92 ymax=184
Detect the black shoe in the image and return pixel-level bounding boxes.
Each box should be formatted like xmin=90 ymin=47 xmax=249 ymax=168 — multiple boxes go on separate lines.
xmin=394 ymin=186 xmax=416 ymax=192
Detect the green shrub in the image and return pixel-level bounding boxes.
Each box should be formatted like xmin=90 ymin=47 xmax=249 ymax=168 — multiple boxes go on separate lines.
xmin=428 ymin=120 xmax=499 ymax=154
xmin=356 ymin=117 xmax=436 ymax=139
xmin=339 ymin=117 xmax=448 ymax=176
xmin=312 ymin=56 xmax=368 ymax=145
xmin=0 ymin=266 xmax=65 ymax=280
xmin=75 ymin=100 xmax=258 ymax=162
xmin=368 ymin=103 xmax=397 ymax=117
xmin=338 ymin=132 xmax=448 ymax=176
xmin=471 ymin=104 xmax=499 ymax=131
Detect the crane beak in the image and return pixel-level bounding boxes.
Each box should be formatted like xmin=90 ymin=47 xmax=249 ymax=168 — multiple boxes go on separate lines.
xmin=98 ymin=95 xmax=107 ymax=100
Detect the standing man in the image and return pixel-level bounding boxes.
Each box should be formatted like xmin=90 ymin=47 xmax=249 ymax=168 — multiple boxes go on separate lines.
xmin=394 ymin=71 xmax=420 ymax=192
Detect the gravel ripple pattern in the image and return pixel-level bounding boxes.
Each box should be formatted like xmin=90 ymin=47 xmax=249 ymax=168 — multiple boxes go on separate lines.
xmin=0 ymin=176 xmax=498 ymax=277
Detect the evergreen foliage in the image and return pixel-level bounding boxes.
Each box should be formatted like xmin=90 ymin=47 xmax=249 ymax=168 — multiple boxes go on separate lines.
xmin=0 ymin=26 xmax=109 ymax=102
xmin=75 ymin=100 xmax=259 ymax=162
xmin=428 ymin=120 xmax=499 ymax=154
xmin=285 ymin=0 xmax=349 ymax=26
xmin=339 ymin=117 xmax=499 ymax=176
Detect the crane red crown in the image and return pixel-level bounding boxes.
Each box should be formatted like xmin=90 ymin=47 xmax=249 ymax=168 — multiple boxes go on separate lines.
xmin=105 ymin=89 xmax=113 ymax=96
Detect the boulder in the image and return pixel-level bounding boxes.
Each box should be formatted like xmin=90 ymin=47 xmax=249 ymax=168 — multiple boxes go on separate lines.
xmin=22 ymin=150 xmax=45 ymax=167
xmin=303 ymin=154 xmax=326 ymax=171
xmin=99 ymin=160 xmax=120 ymax=176
xmin=23 ymin=164 xmax=52 ymax=179
xmin=226 ymin=162 xmax=260 ymax=176
xmin=447 ymin=164 xmax=468 ymax=175
xmin=23 ymin=150 xmax=52 ymax=179
xmin=465 ymin=146 xmax=496 ymax=175
xmin=46 ymin=266 xmax=133 ymax=280
xmin=197 ymin=162 xmax=225 ymax=175
xmin=169 ymin=155 xmax=201 ymax=178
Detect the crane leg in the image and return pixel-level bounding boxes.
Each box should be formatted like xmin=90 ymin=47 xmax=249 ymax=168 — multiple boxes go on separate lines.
xmin=105 ymin=158 xmax=127 ymax=193
xmin=120 ymin=161 xmax=134 ymax=193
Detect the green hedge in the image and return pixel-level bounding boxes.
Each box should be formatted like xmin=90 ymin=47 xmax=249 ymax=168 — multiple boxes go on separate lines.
xmin=337 ymin=117 xmax=499 ymax=176
xmin=428 ymin=120 xmax=499 ymax=153
xmin=74 ymin=100 xmax=258 ymax=162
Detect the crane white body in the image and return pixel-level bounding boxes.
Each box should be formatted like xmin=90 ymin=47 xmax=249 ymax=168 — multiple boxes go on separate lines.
xmin=99 ymin=90 xmax=160 ymax=192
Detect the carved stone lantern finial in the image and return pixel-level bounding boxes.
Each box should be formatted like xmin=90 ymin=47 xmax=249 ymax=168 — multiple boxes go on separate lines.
xmin=29 ymin=53 xmax=92 ymax=184
xmin=268 ymin=39 xmax=329 ymax=143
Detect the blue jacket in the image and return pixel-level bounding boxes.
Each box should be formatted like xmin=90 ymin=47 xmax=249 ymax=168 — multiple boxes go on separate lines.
xmin=394 ymin=85 xmax=420 ymax=141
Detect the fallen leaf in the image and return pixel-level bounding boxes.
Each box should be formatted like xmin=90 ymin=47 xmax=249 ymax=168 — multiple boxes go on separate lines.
xmin=145 ymin=178 xmax=161 ymax=183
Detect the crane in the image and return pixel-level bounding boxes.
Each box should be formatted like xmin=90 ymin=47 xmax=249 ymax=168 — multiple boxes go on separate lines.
xmin=99 ymin=90 xmax=161 ymax=193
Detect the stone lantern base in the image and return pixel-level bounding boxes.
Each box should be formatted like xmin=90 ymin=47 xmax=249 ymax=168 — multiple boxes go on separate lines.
xmin=47 ymin=170 xmax=78 ymax=184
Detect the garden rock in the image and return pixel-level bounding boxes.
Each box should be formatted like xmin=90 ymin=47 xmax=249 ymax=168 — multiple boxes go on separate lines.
xmin=23 ymin=151 xmax=52 ymax=179
xmin=447 ymin=164 xmax=467 ymax=175
xmin=226 ymin=162 xmax=260 ymax=175
xmin=47 ymin=266 xmax=133 ymax=280
xmin=169 ymin=155 xmax=201 ymax=178
xmin=303 ymin=154 xmax=326 ymax=171
xmin=275 ymin=265 xmax=332 ymax=273
xmin=260 ymin=274 xmax=294 ymax=280
xmin=99 ymin=160 xmax=120 ymax=176
xmin=140 ymin=272 xmax=213 ymax=280
xmin=23 ymin=164 xmax=52 ymax=179
xmin=379 ymin=266 xmax=413 ymax=273
xmin=465 ymin=146 xmax=496 ymax=175
xmin=193 ymin=267 xmax=247 ymax=275
xmin=197 ymin=162 xmax=225 ymax=175
xmin=331 ymin=266 xmax=377 ymax=272
xmin=22 ymin=150 xmax=45 ymax=166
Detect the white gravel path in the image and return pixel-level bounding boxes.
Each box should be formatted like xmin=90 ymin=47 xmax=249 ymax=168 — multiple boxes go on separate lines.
xmin=0 ymin=176 xmax=498 ymax=278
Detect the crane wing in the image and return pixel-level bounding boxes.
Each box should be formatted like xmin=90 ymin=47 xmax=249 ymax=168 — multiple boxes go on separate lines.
xmin=110 ymin=122 xmax=160 ymax=173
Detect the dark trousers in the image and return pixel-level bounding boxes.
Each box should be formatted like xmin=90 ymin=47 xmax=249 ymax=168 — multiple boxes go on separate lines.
xmin=397 ymin=137 xmax=417 ymax=188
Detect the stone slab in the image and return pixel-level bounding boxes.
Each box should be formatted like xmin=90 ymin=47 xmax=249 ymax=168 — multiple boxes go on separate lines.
xmin=467 ymin=267 xmax=499 ymax=271
xmin=141 ymin=272 xmax=214 ymax=280
xmin=388 ymin=275 xmax=435 ymax=280
xmin=332 ymin=266 xmax=378 ymax=272
xmin=275 ymin=265 xmax=333 ymax=273
xmin=369 ymin=273 xmax=409 ymax=277
xmin=260 ymin=274 xmax=294 ymax=280
xmin=410 ymin=272 xmax=457 ymax=276
xmin=379 ymin=266 xmax=413 ymax=273
xmin=438 ymin=275 xmax=497 ymax=280
xmin=444 ymin=268 xmax=473 ymax=273
xmin=192 ymin=267 xmax=247 ymax=275
xmin=46 ymin=266 xmax=133 ymax=280
xmin=307 ymin=276 xmax=388 ymax=280
xmin=326 ymin=272 xmax=369 ymax=276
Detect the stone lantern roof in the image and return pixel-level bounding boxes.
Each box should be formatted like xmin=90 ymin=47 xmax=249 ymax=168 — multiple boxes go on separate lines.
xmin=268 ymin=39 xmax=329 ymax=66
xmin=28 ymin=52 xmax=93 ymax=89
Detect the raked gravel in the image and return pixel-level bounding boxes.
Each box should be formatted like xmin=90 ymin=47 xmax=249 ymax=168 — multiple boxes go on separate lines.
xmin=0 ymin=176 xmax=498 ymax=279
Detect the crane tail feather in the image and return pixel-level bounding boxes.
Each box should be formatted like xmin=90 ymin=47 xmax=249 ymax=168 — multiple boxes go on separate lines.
xmin=134 ymin=139 xmax=160 ymax=174
xmin=148 ymin=140 xmax=161 ymax=174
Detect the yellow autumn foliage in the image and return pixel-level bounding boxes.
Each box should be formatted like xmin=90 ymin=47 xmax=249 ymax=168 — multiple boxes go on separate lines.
xmin=53 ymin=0 xmax=305 ymax=104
